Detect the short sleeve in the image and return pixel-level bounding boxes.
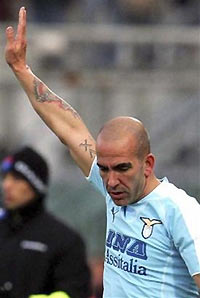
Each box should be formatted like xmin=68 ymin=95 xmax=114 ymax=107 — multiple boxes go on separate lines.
xmin=86 ymin=157 xmax=107 ymax=198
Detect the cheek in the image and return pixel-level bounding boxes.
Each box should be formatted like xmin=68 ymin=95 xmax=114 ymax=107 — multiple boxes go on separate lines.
xmin=120 ymin=174 xmax=135 ymax=188
xmin=13 ymin=185 xmax=27 ymax=199
xmin=128 ymin=170 xmax=144 ymax=188
xmin=12 ymin=187 xmax=22 ymax=199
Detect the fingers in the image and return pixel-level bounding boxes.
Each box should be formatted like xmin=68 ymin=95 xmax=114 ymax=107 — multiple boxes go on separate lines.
xmin=5 ymin=7 xmax=27 ymax=68
xmin=6 ymin=7 xmax=26 ymax=44
xmin=16 ymin=7 xmax=26 ymax=42
xmin=5 ymin=26 xmax=15 ymax=45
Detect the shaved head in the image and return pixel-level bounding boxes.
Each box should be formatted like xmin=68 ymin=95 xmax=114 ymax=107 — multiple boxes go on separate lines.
xmin=97 ymin=117 xmax=150 ymax=160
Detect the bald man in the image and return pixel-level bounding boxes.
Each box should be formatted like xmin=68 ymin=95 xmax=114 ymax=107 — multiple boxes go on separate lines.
xmin=96 ymin=117 xmax=159 ymax=206
xmin=4 ymin=7 xmax=200 ymax=298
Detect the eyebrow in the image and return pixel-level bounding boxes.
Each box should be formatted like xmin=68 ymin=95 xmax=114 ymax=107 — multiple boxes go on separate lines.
xmin=97 ymin=162 xmax=132 ymax=170
xmin=97 ymin=163 xmax=108 ymax=169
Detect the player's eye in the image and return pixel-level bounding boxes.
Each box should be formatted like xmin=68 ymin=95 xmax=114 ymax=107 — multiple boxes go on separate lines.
xmin=117 ymin=166 xmax=129 ymax=172
xmin=115 ymin=163 xmax=132 ymax=172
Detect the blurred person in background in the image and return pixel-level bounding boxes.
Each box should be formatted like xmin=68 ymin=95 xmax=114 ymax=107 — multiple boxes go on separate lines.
xmin=3 ymin=7 xmax=200 ymax=298
xmin=0 ymin=146 xmax=92 ymax=298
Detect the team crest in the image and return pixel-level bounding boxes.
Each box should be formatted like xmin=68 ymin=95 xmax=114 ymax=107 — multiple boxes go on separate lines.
xmin=140 ymin=217 xmax=162 ymax=239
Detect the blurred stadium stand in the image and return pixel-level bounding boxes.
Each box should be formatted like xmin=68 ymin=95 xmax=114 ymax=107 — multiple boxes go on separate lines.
xmin=0 ymin=19 xmax=199 ymax=260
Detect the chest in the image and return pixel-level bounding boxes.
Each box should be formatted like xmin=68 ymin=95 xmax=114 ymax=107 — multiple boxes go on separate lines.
xmin=105 ymin=200 xmax=173 ymax=262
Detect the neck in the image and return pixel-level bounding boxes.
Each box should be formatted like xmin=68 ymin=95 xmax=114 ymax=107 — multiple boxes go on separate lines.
xmin=143 ymin=174 xmax=160 ymax=199
xmin=145 ymin=174 xmax=161 ymax=196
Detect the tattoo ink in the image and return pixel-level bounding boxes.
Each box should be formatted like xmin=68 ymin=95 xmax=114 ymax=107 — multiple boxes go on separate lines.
xmin=79 ymin=139 xmax=96 ymax=158
xmin=33 ymin=78 xmax=80 ymax=118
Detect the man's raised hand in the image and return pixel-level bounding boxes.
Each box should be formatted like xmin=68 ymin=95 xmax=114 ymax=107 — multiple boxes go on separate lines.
xmin=5 ymin=7 xmax=27 ymax=71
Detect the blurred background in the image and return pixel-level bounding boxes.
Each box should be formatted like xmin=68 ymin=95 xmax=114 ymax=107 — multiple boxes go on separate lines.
xmin=0 ymin=0 xmax=199 ymax=296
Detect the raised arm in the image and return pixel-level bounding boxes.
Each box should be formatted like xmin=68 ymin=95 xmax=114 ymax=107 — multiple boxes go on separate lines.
xmin=5 ymin=7 xmax=96 ymax=177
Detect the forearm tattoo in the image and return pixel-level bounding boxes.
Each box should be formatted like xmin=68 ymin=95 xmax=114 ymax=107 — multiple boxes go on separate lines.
xmin=33 ymin=78 xmax=80 ymax=118
xmin=79 ymin=139 xmax=96 ymax=158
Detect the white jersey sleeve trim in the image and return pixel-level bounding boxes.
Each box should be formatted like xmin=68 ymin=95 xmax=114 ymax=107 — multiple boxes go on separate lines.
xmin=192 ymin=272 xmax=200 ymax=277
xmin=86 ymin=157 xmax=107 ymax=197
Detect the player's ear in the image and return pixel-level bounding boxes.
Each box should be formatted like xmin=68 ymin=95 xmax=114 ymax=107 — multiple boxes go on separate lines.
xmin=144 ymin=153 xmax=155 ymax=177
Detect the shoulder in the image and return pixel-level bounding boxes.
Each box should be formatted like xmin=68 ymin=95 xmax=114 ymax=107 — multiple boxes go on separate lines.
xmin=158 ymin=181 xmax=200 ymax=229
xmin=147 ymin=179 xmax=200 ymax=223
xmin=156 ymin=179 xmax=198 ymax=207
xmin=165 ymin=181 xmax=199 ymax=209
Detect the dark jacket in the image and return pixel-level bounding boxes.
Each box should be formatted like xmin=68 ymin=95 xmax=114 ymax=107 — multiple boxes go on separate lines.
xmin=0 ymin=199 xmax=92 ymax=298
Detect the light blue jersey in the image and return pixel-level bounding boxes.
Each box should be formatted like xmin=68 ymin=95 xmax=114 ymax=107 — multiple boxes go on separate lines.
xmin=87 ymin=158 xmax=200 ymax=298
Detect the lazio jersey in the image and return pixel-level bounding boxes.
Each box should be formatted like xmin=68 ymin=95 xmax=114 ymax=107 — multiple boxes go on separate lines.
xmin=87 ymin=158 xmax=200 ymax=298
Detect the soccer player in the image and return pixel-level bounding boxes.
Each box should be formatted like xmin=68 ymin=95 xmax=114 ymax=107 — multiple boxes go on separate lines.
xmin=4 ymin=7 xmax=200 ymax=297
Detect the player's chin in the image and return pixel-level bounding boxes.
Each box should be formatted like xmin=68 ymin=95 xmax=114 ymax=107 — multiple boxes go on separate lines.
xmin=111 ymin=197 xmax=129 ymax=207
xmin=109 ymin=192 xmax=129 ymax=206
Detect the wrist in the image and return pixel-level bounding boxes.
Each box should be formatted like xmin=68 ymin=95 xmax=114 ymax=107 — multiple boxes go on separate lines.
xmin=11 ymin=64 xmax=33 ymax=82
xmin=10 ymin=63 xmax=29 ymax=75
